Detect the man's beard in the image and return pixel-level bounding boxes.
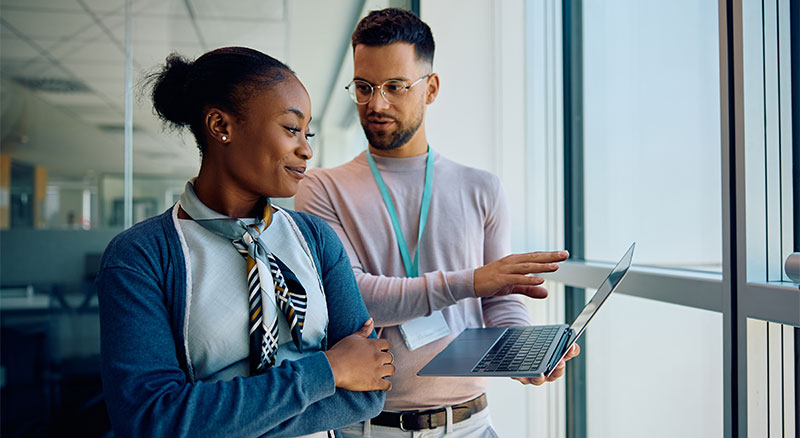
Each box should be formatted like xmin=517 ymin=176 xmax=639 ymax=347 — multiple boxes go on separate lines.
xmin=362 ymin=110 xmax=423 ymax=151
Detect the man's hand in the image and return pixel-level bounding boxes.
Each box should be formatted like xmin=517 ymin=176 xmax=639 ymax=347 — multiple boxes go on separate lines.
xmin=473 ymin=250 xmax=569 ymax=299
xmin=512 ymin=343 xmax=581 ymax=386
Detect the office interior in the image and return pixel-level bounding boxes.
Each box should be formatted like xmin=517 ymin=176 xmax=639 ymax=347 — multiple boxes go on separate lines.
xmin=0 ymin=0 xmax=797 ymax=436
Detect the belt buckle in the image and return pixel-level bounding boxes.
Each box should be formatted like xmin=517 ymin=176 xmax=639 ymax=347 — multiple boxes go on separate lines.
xmin=398 ymin=412 xmax=412 ymax=432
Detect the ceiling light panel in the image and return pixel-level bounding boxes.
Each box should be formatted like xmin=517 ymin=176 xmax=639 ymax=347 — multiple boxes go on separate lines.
xmin=197 ymin=19 xmax=286 ymax=52
xmin=1 ymin=61 xmax=63 ymax=79
xmin=187 ymin=0 xmax=284 ymax=21
xmin=78 ymin=0 xmax=125 ymax=15
xmin=0 ymin=0 xmax=84 ymax=12
xmin=134 ymin=41 xmax=204 ymax=70
xmin=0 ymin=35 xmax=40 ymax=59
xmin=111 ymin=15 xmax=200 ymax=45
xmin=0 ymin=9 xmax=93 ymax=40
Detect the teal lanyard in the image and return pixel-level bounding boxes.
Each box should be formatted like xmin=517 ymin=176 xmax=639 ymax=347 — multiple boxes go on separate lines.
xmin=365 ymin=147 xmax=434 ymax=278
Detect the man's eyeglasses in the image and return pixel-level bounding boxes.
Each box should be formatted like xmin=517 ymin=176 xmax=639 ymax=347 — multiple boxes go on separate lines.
xmin=345 ymin=74 xmax=432 ymax=105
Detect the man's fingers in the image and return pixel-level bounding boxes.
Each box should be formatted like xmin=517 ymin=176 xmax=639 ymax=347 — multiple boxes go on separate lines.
xmin=507 ymin=251 xmax=569 ymax=264
xmin=547 ymin=361 xmax=567 ymax=381
xmin=511 ymin=285 xmax=549 ymax=299
xmin=504 ymin=262 xmax=560 ymax=275
xmin=566 ymin=343 xmax=581 ymax=359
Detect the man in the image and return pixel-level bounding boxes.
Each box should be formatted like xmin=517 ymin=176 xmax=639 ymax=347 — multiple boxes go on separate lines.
xmin=296 ymin=8 xmax=579 ymax=437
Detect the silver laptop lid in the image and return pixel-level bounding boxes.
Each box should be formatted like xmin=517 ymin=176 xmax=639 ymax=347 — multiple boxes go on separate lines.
xmin=567 ymin=242 xmax=635 ymax=343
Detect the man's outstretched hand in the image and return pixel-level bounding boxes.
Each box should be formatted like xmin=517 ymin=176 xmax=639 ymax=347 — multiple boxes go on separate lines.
xmin=474 ymin=250 xmax=569 ymax=299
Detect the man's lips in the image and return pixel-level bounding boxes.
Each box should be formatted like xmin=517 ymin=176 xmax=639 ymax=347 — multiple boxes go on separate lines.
xmin=367 ymin=118 xmax=395 ymax=130
xmin=366 ymin=112 xmax=396 ymax=126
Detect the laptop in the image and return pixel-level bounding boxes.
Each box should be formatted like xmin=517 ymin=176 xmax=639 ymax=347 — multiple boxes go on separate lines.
xmin=418 ymin=242 xmax=635 ymax=378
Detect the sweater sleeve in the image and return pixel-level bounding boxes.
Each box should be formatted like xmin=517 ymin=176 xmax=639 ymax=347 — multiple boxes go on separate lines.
xmin=97 ymin=223 xmax=382 ymax=438
xmin=296 ymin=172 xmax=476 ymax=327
xmin=480 ymin=177 xmax=533 ymax=327
xmin=260 ymin=213 xmax=385 ymax=437
xmin=97 ymin=264 xmax=336 ymax=438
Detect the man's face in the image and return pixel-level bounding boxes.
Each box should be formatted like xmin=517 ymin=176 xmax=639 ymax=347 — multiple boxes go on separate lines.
xmin=352 ymin=42 xmax=431 ymax=151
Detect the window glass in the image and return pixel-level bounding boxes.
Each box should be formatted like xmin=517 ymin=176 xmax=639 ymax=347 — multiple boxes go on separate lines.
xmin=0 ymin=1 xmax=366 ymax=434
xmin=582 ymin=0 xmax=722 ymax=271
xmin=585 ymin=292 xmax=723 ymax=437
xmin=0 ymin=1 xmax=126 ymax=434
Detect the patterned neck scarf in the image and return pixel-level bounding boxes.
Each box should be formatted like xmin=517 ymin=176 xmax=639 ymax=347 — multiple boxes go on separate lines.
xmin=180 ymin=180 xmax=307 ymax=374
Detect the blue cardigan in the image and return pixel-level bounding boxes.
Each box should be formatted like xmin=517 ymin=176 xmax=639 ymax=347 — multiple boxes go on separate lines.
xmin=96 ymin=207 xmax=384 ymax=437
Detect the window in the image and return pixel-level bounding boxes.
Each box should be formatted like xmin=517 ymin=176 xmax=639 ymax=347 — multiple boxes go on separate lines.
xmin=552 ymin=0 xmax=798 ymax=436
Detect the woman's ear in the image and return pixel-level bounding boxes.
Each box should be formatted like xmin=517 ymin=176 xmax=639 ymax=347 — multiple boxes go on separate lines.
xmin=205 ymin=108 xmax=232 ymax=144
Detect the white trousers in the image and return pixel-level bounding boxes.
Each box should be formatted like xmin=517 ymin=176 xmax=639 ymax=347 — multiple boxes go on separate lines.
xmin=340 ymin=407 xmax=498 ymax=438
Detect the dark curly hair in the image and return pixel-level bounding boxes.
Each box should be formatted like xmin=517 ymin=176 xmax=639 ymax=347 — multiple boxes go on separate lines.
xmin=351 ymin=8 xmax=434 ymax=66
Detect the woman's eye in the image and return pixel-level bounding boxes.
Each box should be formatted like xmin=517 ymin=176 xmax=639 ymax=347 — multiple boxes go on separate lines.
xmin=285 ymin=126 xmax=300 ymax=134
xmin=305 ymin=132 xmax=316 ymax=140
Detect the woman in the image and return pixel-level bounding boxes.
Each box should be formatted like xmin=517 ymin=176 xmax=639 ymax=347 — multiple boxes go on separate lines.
xmin=96 ymin=47 xmax=393 ymax=437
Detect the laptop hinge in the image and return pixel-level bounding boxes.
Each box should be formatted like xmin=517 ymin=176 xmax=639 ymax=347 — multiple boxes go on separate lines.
xmin=546 ymin=328 xmax=574 ymax=373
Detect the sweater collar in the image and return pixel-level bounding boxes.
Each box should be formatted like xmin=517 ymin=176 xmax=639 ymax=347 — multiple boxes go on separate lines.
xmin=355 ymin=149 xmax=434 ymax=172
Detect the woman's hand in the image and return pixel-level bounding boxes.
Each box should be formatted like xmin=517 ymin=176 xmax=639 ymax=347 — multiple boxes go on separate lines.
xmin=324 ymin=318 xmax=395 ymax=391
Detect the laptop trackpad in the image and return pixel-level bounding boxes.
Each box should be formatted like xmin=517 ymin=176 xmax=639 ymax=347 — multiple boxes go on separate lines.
xmin=417 ymin=327 xmax=507 ymax=376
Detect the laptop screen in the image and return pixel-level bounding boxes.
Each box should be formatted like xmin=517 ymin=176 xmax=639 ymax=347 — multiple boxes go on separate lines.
xmin=567 ymin=243 xmax=635 ymax=343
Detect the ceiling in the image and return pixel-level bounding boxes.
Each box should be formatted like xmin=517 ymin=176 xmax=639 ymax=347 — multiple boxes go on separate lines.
xmin=0 ymin=0 xmax=369 ymax=179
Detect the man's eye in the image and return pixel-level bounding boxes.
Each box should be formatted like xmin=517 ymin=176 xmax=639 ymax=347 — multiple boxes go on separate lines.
xmin=384 ymin=82 xmax=405 ymax=93
xmin=355 ymin=83 xmax=372 ymax=92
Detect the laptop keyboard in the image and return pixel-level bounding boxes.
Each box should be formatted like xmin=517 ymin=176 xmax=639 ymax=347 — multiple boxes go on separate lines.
xmin=472 ymin=326 xmax=560 ymax=373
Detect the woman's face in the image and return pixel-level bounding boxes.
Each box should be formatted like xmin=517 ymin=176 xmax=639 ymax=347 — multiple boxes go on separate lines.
xmin=223 ymin=75 xmax=314 ymax=199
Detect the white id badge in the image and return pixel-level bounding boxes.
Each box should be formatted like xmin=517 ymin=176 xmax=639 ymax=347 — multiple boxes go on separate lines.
xmin=398 ymin=310 xmax=450 ymax=351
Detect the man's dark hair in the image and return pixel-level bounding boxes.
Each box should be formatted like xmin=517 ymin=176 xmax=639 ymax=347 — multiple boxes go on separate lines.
xmin=351 ymin=8 xmax=435 ymax=65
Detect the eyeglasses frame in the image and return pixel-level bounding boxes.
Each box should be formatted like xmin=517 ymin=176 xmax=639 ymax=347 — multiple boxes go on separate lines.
xmin=345 ymin=74 xmax=433 ymax=105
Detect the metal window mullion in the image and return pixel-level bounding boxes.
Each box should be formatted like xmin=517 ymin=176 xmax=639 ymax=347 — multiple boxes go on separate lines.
xmin=791 ymin=0 xmax=800 ymax=253
xmin=777 ymin=0 xmax=795 ymax=280
xmin=562 ymin=0 xmax=586 ymax=437
xmin=123 ymin=0 xmax=133 ymax=229
xmin=762 ymin=0 xmax=783 ymax=282
xmin=767 ymin=322 xmax=785 ymax=437
xmin=545 ymin=262 xmax=724 ymax=312
xmin=742 ymin=0 xmax=769 ymax=283
xmin=719 ymin=0 xmax=745 ymax=435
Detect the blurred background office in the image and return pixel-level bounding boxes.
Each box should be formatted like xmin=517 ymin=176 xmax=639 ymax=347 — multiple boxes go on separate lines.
xmin=0 ymin=0 xmax=797 ymax=437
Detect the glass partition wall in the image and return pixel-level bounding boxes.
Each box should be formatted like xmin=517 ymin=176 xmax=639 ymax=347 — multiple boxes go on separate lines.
xmin=0 ymin=0 xmax=382 ymax=435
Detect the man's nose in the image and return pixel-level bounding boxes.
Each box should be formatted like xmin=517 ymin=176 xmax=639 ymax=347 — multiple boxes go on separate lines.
xmin=367 ymin=88 xmax=391 ymax=111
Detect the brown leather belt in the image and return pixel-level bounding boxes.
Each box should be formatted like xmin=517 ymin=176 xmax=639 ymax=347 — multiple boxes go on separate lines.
xmin=371 ymin=394 xmax=487 ymax=431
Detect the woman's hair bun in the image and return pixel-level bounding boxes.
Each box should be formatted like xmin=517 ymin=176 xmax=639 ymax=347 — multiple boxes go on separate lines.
xmin=150 ymin=53 xmax=194 ymax=127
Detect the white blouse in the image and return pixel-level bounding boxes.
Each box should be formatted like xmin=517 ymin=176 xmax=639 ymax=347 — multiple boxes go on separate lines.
xmin=178 ymin=207 xmax=329 ymax=383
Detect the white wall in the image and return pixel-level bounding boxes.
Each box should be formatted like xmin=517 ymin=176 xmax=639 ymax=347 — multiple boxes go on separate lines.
xmin=422 ymin=1 xmax=564 ymax=437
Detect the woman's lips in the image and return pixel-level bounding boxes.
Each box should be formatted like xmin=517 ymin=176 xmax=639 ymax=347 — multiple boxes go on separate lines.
xmin=285 ymin=166 xmax=306 ymax=178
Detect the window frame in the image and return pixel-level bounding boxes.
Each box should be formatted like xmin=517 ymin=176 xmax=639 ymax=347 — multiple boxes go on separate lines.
xmin=556 ymin=0 xmax=799 ymax=436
